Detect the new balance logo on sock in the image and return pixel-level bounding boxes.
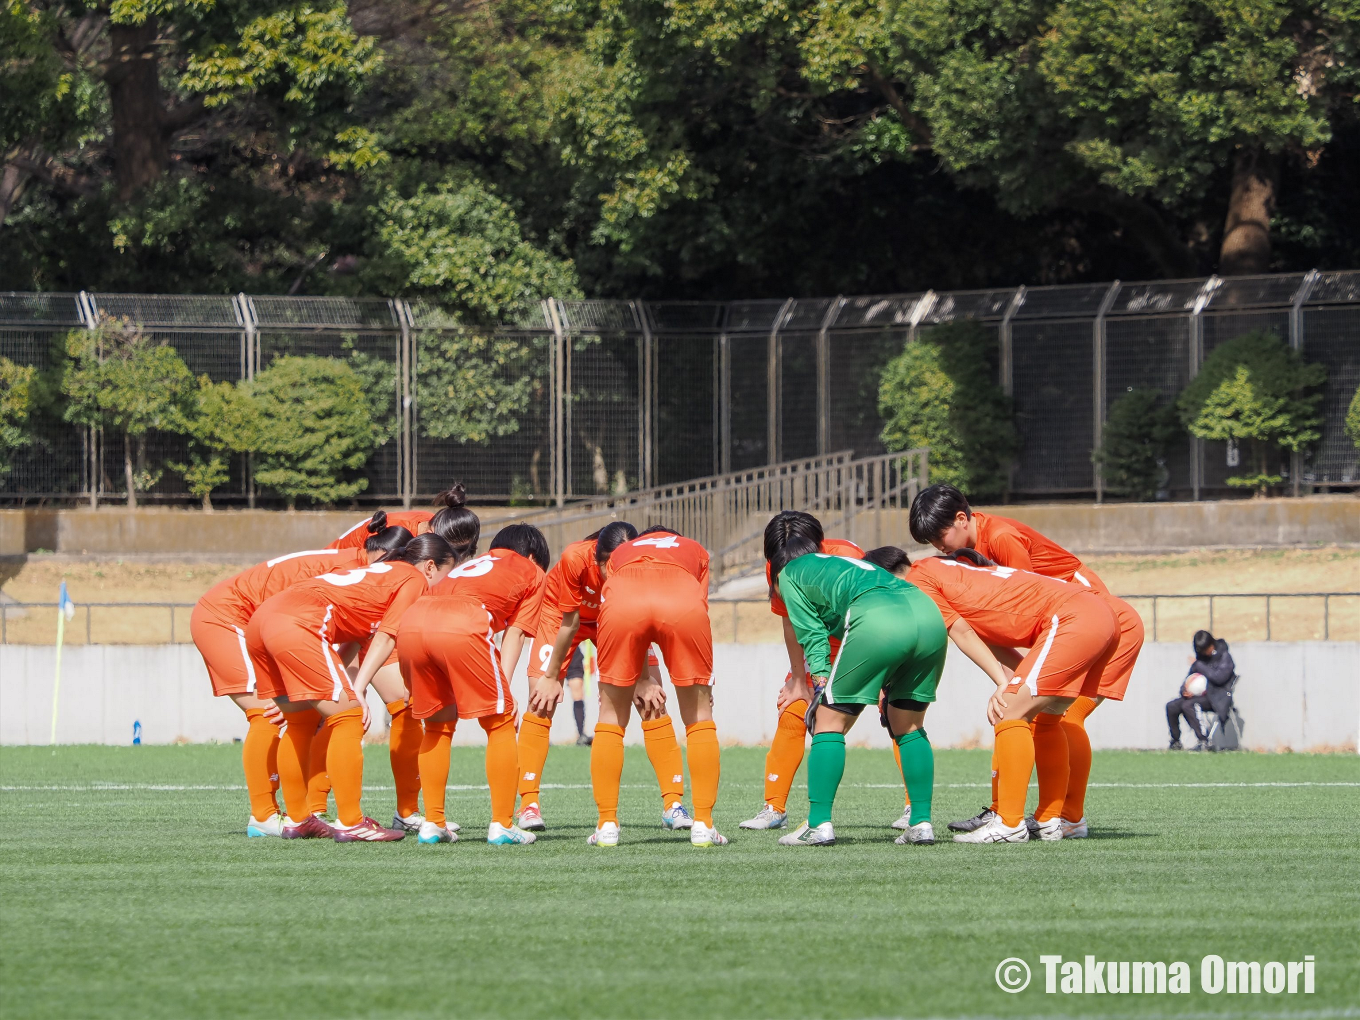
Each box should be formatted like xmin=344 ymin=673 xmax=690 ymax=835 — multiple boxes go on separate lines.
xmin=522 ymin=772 xmax=536 ymax=781
xmin=673 ymin=775 xmax=683 ymax=783
xmin=767 ymin=773 xmax=779 ymax=781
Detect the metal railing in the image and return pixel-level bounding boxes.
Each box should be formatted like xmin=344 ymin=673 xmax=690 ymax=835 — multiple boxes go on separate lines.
xmin=1120 ymin=592 xmax=1360 ymax=642
xmin=1 ymin=601 xmax=191 ymax=645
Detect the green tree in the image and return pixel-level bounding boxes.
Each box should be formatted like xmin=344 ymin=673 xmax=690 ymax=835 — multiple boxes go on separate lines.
xmin=168 ymin=375 xmax=259 ymax=511
xmin=1094 ymin=389 xmax=1182 ymax=501
xmin=60 ymin=319 xmax=195 ymax=507
xmin=1346 ymin=386 xmax=1360 ymax=450
xmin=1177 ymin=331 xmax=1326 ymax=495
xmin=248 ymin=355 xmax=378 ymax=508
xmin=878 ymin=321 xmax=1017 ymax=500
xmin=0 ymin=356 xmax=38 ymax=478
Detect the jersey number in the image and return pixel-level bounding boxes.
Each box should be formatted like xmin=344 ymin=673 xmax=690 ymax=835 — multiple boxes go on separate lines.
xmin=633 ymin=534 xmax=680 ymax=549
xmin=318 ymin=562 xmax=393 ymax=587
xmin=446 ymin=554 xmax=497 ymax=579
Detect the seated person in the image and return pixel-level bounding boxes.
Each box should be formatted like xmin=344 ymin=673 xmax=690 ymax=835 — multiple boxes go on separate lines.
xmin=1166 ymin=629 xmax=1236 ymax=750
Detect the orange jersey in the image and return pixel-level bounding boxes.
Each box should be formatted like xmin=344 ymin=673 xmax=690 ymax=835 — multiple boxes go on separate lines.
xmin=971 ymin=512 xmax=1084 ymax=582
xmin=906 ymin=555 xmax=1082 ymax=648
xmin=196 ymin=548 xmax=365 ymax=624
xmin=428 ymin=549 xmax=546 ymax=635
xmin=327 ymin=510 xmax=436 ymax=550
xmin=608 ymin=534 xmax=709 ymax=592
xmin=273 ymin=560 xmax=431 ymax=642
xmin=767 ymin=538 xmax=863 ymax=618
xmin=545 ymin=539 xmax=606 ymax=623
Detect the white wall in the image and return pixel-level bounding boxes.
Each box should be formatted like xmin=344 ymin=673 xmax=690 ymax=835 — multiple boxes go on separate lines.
xmin=2 ymin=642 xmax=1356 ymax=751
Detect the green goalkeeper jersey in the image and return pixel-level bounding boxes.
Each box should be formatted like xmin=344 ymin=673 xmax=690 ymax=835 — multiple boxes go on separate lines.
xmin=776 ymin=553 xmax=914 ymax=676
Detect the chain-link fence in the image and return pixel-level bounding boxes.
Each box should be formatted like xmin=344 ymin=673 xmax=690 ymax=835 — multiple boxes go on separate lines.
xmin=3 ymin=270 xmax=1358 ymax=505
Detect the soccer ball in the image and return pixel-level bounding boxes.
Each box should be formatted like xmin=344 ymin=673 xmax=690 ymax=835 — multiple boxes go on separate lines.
xmin=1183 ymin=675 xmax=1207 ymax=697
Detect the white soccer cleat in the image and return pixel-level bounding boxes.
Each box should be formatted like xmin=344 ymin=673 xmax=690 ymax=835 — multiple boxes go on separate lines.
xmin=739 ymin=805 xmax=788 ymax=830
xmin=690 ymin=821 xmax=728 ymax=847
xmin=662 ymin=802 xmax=694 ymax=830
xmin=778 ymin=821 xmax=836 ymax=846
xmin=588 ymin=821 xmax=620 ymax=847
xmin=890 ymin=809 xmax=913 ymax=830
xmin=246 ymin=814 xmax=285 ymax=838
xmin=1034 ymin=816 xmax=1064 ymax=841
xmin=952 ymin=815 xmax=1030 ymax=843
xmin=517 ymin=804 xmax=546 ymax=831
xmin=894 ymin=821 xmax=935 ymax=845
xmin=1061 ymin=816 xmax=1089 ymax=839
xmin=417 ymin=820 xmax=458 ymax=844
xmin=392 ymin=811 xmax=426 ymax=834
xmin=487 ymin=822 xmax=537 ymax=845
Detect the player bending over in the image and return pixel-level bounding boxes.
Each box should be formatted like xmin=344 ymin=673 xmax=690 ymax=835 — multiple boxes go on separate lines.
xmin=590 ymin=526 xmax=726 ymax=848
xmin=764 ymin=516 xmax=948 ymax=848
xmin=909 ymin=483 xmax=1144 ymax=839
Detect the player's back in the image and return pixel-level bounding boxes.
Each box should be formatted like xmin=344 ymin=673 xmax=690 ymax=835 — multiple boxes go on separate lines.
xmin=907 ymin=555 xmax=1078 ymax=646
xmin=973 ymin=511 xmax=1083 ymax=581
xmin=200 ymin=548 xmax=362 ymax=619
xmin=430 ymin=549 xmax=545 ymax=633
xmin=609 ymin=533 xmax=708 ymax=589
xmin=289 ymin=560 xmax=429 ymax=640
xmin=328 ymin=510 xmax=435 ymax=550
xmin=549 ymin=539 xmax=605 ymax=621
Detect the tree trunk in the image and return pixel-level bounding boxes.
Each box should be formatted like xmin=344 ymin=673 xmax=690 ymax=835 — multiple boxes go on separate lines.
xmin=123 ymin=430 xmax=137 ymax=508
xmin=0 ymin=158 xmax=31 ymax=226
xmin=1219 ymin=148 xmax=1278 ymax=276
xmin=202 ymin=491 xmax=213 ymax=513
xmin=106 ymin=19 xmax=168 ymax=201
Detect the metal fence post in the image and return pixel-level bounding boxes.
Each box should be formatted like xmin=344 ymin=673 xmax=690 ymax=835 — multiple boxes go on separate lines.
xmin=999 ymin=287 xmax=1024 ymax=399
xmin=1188 ymin=277 xmax=1220 ymax=501
xmin=240 ymin=294 xmax=259 ymax=508
xmin=719 ymin=331 xmax=731 ymax=474
xmin=77 ymin=292 xmax=100 ymax=508
xmin=394 ymin=299 xmax=415 ymax=508
xmin=1289 ymin=270 xmax=1320 ymax=497
xmin=546 ymin=299 xmax=567 ymax=506
xmin=816 ymin=297 xmax=843 ymax=455
xmin=1093 ymin=280 xmax=1121 ymax=502
xmin=768 ymin=298 xmax=794 ymax=465
xmin=907 ymin=290 xmax=936 ymax=344
xmin=635 ymin=300 xmax=655 ymax=489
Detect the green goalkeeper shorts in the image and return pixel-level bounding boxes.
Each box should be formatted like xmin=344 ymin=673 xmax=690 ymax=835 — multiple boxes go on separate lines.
xmin=823 ymin=587 xmax=948 ymax=707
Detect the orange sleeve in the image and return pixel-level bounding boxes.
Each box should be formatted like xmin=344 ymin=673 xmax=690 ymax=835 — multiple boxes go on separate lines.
xmin=985 ymin=528 xmax=1033 ymax=572
xmin=907 ymin=564 xmax=959 ymax=628
xmin=508 ymin=573 xmax=546 ymax=635
xmin=558 ymin=548 xmax=591 ymax=610
xmin=375 ymin=575 xmax=427 ymax=637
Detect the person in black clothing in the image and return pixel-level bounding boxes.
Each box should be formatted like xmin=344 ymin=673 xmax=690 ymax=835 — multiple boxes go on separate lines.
xmin=1166 ymin=630 xmax=1236 ymax=750
xmin=565 ymin=646 xmax=592 ymax=746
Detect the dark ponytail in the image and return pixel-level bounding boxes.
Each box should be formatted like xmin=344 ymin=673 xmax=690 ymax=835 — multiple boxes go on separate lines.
xmin=593 ymin=521 xmax=638 ymax=564
xmin=489 ymin=523 xmax=550 ymax=571
xmin=365 ymin=510 xmax=388 ymax=535
xmin=948 ymin=548 xmax=997 ymax=568
xmin=365 ymin=525 xmax=414 ymax=560
xmin=428 ymin=482 xmax=479 ymax=563
xmin=864 ymin=545 xmax=911 ymax=575
xmin=764 ymin=510 xmax=823 ymax=592
xmin=388 ymin=533 xmax=456 ymax=569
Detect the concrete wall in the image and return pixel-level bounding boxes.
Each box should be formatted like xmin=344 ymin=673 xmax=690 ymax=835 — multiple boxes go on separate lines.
xmin=4 ymin=641 xmax=1355 ymax=752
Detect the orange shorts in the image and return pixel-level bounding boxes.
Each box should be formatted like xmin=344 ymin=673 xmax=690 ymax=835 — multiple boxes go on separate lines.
xmin=190 ymin=603 xmax=259 ymax=697
xmin=528 ymin=621 xmax=658 ymax=681
xmin=398 ymin=598 xmax=515 ymax=720
xmin=597 ymin=563 xmax=712 ymax=686
xmin=1010 ymin=591 xmax=1118 ymax=699
xmin=1070 ymin=568 xmax=1144 ymax=701
xmin=246 ymin=599 xmax=355 ymax=703
xmin=358 ymin=634 xmax=401 ymax=671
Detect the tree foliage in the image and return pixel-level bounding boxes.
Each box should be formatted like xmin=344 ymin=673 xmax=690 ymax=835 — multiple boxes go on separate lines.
xmin=1347 ymin=385 xmax=1360 ymax=450
xmin=878 ymin=321 xmax=1017 ymax=500
xmin=1176 ymin=330 xmax=1326 ymax=494
xmin=1094 ymin=388 xmax=1182 ymax=501
xmin=168 ymin=375 xmax=258 ymax=510
xmin=0 ymin=356 xmax=38 ymax=477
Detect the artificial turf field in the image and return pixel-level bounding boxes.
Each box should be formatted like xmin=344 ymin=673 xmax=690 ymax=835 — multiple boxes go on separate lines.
xmin=1 ymin=745 xmax=1356 ymax=1019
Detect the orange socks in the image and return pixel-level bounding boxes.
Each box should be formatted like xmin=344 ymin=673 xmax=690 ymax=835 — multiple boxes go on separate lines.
xmin=418 ymin=720 xmax=455 ymax=827
xmin=763 ymin=701 xmax=808 ymax=812
xmin=306 ymin=718 xmax=333 ymax=816
xmin=242 ymin=708 xmax=281 ymax=821
xmin=1032 ymin=713 xmax=1070 ymax=823
xmin=517 ymin=712 xmax=553 ymax=810
xmin=989 ymin=746 xmax=999 ymax=812
xmin=276 ymin=708 xmax=321 ymax=822
xmin=387 ymin=699 xmax=422 ymax=818
xmin=590 ymin=723 xmax=626 ymax=826
xmin=889 ymin=738 xmax=911 ymax=809
xmin=641 ymin=716 xmax=686 ymax=809
xmin=1061 ymin=695 xmax=1098 ymax=822
xmin=993 ymin=718 xmax=1035 ymax=827
xmin=325 ymin=707 xmax=366 ymax=827
xmin=481 ymin=712 xmax=519 ymax=827
xmin=685 ymin=720 xmax=721 ymax=827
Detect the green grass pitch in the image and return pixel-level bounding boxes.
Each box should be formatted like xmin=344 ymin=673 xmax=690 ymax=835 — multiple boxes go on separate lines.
xmin=1 ymin=744 xmax=1357 ymax=1019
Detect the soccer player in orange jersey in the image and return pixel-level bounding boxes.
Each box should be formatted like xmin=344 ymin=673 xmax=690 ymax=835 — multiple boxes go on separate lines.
xmin=906 ymin=549 xmax=1118 ymax=843
xmin=397 ymin=523 xmax=550 ymax=846
xmin=910 ymin=483 xmax=1145 ymax=838
xmin=249 ymin=534 xmax=455 ymax=842
xmin=521 ymin=524 xmax=690 ymax=833
xmin=585 ymin=524 xmax=727 ymax=847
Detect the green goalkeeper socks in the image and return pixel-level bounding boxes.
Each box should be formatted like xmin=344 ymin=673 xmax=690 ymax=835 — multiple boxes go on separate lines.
xmin=807 ymin=732 xmax=846 ymax=827
xmin=897 ymin=729 xmax=934 ymax=825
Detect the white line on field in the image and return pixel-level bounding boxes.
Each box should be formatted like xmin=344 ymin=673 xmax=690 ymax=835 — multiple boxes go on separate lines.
xmin=3 ymin=781 xmax=1358 ymax=792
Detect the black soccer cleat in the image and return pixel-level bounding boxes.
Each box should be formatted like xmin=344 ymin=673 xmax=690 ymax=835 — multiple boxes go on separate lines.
xmin=947 ymin=805 xmax=997 ymax=833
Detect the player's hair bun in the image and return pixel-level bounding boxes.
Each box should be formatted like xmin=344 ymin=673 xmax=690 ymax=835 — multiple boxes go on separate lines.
xmin=366 ymin=510 xmax=388 ymax=534
xmin=436 ymin=483 xmax=467 ymax=509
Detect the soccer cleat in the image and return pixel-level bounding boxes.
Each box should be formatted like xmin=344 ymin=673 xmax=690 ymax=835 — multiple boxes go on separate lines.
xmin=739 ymin=805 xmax=788 ymax=830
xmin=247 ymin=814 xmax=285 ymax=838
xmin=1024 ymin=815 xmax=1041 ymax=837
xmin=417 ymin=820 xmax=458 ymax=844
xmin=1168 ymin=739 xmax=1183 ymax=750
xmin=517 ymin=804 xmax=546 ymax=832
xmin=662 ymin=802 xmax=694 ymax=830
xmin=281 ymin=814 xmax=333 ymax=840
xmin=778 ymin=821 xmax=836 ymax=847
xmin=487 ymin=822 xmax=536 ymax=845
xmin=1034 ymin=817 xmax=1064 ymax=841
xmin=391 ymin=812 xmax=425 ymax=834
xmin=947 ymin=806 xmax=996 ymax=833
xmin=894 ymin=821 xmax=935 ymax=845
xmin=952 ymin=816 xmax=1030 ymax=843
xmin=333 ymin=817 xmax=406 ymax=842
xmin=1060 ymin=817 xmax=1089 ymax=839
xmin=575 ymin=734 xmax=593 ymax=746
xmin=890 ymin=809 xmax=913 ymax=830
xmin=690 ymin=821 xmax=728 ymax=847
xmin=587 ymin=821 xmax=620 ymax=847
